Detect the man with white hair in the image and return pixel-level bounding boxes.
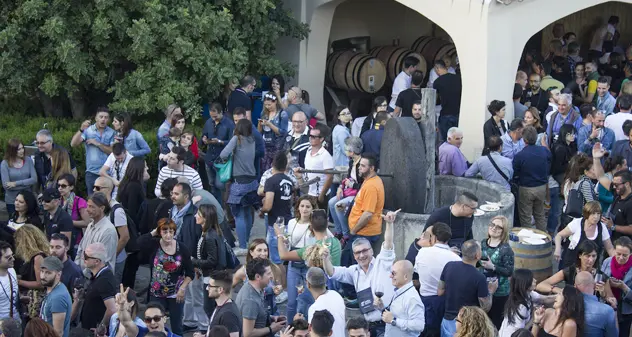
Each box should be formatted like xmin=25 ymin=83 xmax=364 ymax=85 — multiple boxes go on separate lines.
xmin=438 ymin=127 xmax=468 ymax=177
xmin=577 ymin=109 xmax=615 ymax=155
xmin=574 ymin=271 xmax=618 ymax=337
xmin=34 ymin=129 xmax=77 ymax=190
xmin=547 ymin=93 xmax=583 ymax=146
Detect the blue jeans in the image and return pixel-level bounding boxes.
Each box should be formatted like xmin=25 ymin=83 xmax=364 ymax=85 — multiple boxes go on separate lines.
xmin=150 ymin=295 xmax=185 ymax=336
xmin=266 ymin=224 xmax=281 ymax=264
xmin=440 ymin=318 xmax=457 ymax=337
xmin=234 ymin=205 xmax=253 ymax=249
xmin=438 ymin=115 xmax=459 ymax=142
xmin=205 ymin=164 xmax=225 ymax=204
xmin=297 ymin=290 xmax=314 ymax=316
xmin=85 ymin=172 xmax=99 ymax=197
xmin=547 ymin=186 xmax=563 ymax=234
xmin=286 ymin=262 xmax=308 ymax=323
xmin=328 ymin=195 xmax=353 ymax=236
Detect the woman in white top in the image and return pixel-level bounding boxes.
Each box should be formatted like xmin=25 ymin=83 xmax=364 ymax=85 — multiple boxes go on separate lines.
xmin=555 ymin=201 xmax=615 ymax=269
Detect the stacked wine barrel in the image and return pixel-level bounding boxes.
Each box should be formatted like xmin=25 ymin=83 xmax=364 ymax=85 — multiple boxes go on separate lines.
xmin=325 ymin=50 xmax=387 ymax=93
xmin=411 ymin=36 xmax=457 ymax=64
xmin=369 ymin=46 xmax=427 ymax=83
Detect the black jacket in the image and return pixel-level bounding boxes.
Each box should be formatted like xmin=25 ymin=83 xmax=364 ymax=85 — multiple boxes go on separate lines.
xmin=551 ymin=141 xmax=577 ymax=184
xmin=192 ymin=229 xmax=226 ymax=276
xmin=117 ymin=181 xmax=145 ymax=225
xmin=174 ymin=203 xmax=201 ymax=250
xmin=482 ymin=117 xmax=508 ymax=155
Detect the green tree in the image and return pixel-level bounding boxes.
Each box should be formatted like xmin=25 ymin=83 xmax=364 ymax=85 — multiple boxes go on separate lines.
xmin=0 ymin=0 xmax=308 ymax=119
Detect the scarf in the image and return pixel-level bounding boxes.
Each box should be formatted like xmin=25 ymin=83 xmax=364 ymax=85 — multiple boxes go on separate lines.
xmin=611 ymin=257 xmax=632 ymax=299
xmin=171 ymin=201 xmax=191 ymax=236
xmin=62 ymin=193 xmax=76 ymax=218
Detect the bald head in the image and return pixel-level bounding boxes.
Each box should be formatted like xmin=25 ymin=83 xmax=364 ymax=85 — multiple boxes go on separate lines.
xmin=391 ymin=260 xmax=414 ymax=288
xmin=574 ymin=271 xmax=595 ymax=295
xmin=94 ymin=177 xmax=114 ymax=199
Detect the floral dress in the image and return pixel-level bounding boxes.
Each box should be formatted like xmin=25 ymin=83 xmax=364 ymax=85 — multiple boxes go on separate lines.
xmin=150 ymin=244 xmax=185 ymax=298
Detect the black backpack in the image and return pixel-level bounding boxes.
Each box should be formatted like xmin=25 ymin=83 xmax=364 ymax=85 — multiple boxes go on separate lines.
xmin=110 ymin=204 xmax=140 ymax=253
xmin=212 ymin=232 xmax=240 ymax=270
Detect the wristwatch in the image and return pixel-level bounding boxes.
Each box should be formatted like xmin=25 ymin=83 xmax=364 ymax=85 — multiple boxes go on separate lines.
xmin=391 ymin=318 xmax=397 ymax=326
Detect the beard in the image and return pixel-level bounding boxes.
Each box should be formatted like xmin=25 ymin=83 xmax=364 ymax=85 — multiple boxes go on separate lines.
xmin=41 ymin=278 xmax=55 ymax=287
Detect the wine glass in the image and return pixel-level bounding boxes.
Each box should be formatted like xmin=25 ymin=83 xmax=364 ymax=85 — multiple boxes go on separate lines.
xmin=375 ymin=284 xmax=384 ymax=299
xmin=296 ymin=276 xmax=305 ymax=294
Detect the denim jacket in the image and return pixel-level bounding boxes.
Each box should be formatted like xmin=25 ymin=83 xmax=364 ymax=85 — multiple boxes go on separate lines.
xmin=122 ymin=129 xmax=151 ymax=157
xmin=577 ymin=124 xmax=615 ymax=155
xmin=582 ymin=293 xmax=618 ymax=337
xmin=201 ymin=116 xmax=234 ymax=165
xmin=82 ymin=125 xmax=116 ymax=174
xmin=602 ymin=256 xmax=632 ymax=316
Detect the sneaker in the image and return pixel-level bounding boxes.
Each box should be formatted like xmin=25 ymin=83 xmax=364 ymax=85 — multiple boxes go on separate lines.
xmin=275 ymin=290 xmax=288 ymax=304
xmin=233 ymin=247 xmax=248 ymax=256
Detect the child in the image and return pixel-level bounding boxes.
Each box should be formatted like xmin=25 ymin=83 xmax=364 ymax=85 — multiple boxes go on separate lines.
xmin=158 ymin=127 xmax=182 ymax=169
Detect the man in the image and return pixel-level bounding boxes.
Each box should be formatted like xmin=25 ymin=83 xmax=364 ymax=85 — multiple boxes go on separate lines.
xmin=438 ymin=127 xmax=468 ymax=177
xmin=34 ymin=129 xmax=77 ymax=190
xmin=584 ymin=61 xmax=601 ymax=104
xmin=93 ymin=177 xmax=131 ymax=282
xmin=310 ymin=310 xmax=334 ymax=337
xmin=118 ymin=296 xmax=181 ymax=337
xmin=574 ymin=271 xmax=618 ymax=337
xmin=465 ymin=136 xmax=513 ymax=191
xmin=379 ymin=260 xmax=424 ymax=337
xmin=0 ymin=318 xmax=20 ymax=337
xmin=70 ymin=107 xmax=116 ymax=194
xmin=49 ymin=233 xmax=82 ymax=294
xmin=604 ymin=170 xmax=632 ymax=242
xmin=75 ymin=192 xmax=118 ymax=271
xmin=42 ymin=187 xmax=73 ymax=242
xmin=522 ymin=73 xmax=549 ymax=115
xmin=605 ymin=94 xmax=632 ymax=141
xmin=515 ymin=71 xmax=528 ymax=90
xmin=551 ymin=56 xmax=571 ymax=86
xmin=347 ymin=154 xmax=384 ymax=242
xmin=72 ymin=243 xmax=117 ymax=330
xmin=539 ymin=62 xmax=565 ymax=91
xmin=389 ymin=56 xmax=420 ymax=111
xmin=438 ymin=240 xmax=497 ymax=337
xmin=513 ymin=84 xmax=528 ymax=120
xmin=203 ymin=270 xmax=241 ymax=337
xmin=296 ymin=123 xmax=333 ymax=206
xmin=235 ymin=258 xmax=286 ymax=337
xmin=547 ymin=93 xmax=583 ymax=146
xmin=514 ymin=126 xmax=552 ymax=232
xmin=394 ymin=70 xmax=424 ymax=117
xmin=433 ymin=60 xmax=462 ymax=141
xmin=346 ymin=317 xmax=370 ymax=337
xmin=0 ymin=242 xmax=20 ymax=322
xmin=596 ymin=77 xmax=617 ymax=115
xmin=39 ymin=256 xmax=72 ymax=337
xmin=567 ymin=42 xmax=583 ymax=76
xmin=500 ymin=119 xmax=525 ymax=159
xmin=544 ymin=88 xmax=562 ymax=125
xmin=288 ymin=319 xmax=309 ymax=337
xmin=577 ymin=109 xmax=615 ymax=155
xmin=612 ymin=121 xmax=632 ymax=169
xmin=286 ymin=111 xmax=311 ymax=168
xmin=361 ymin=112 xmax=388 ymax=157
xmin=412 ymin=101 xmax=423 ymax=125
xmin=580 ymin=103 xmax=596 ymax=128
xmin=285 ymin=87 xmax=326 ymax=127
xmin=99 ymin=142 xmax=133 ymax=199
xmin=154 ymin=146 xmax=203 ymax=198
xmin=589 ymin=16 xmax=619 ymax=60
xmin=304 ymin=267 xmax=345 ymax=337
xmin=201 ymin=103 xmax=234 ymax=201
xmin=227 ymin=75 xmax=256 ymax=120
xmin=261 ymin=152 xmax=294 ymax=264
xmin=415 ymin=223 xmax=461 ymax=337
xmin=424 ymin=192 xmax=477 ymax=248
xmin=324 ymin=210 xmax=397 ymax=337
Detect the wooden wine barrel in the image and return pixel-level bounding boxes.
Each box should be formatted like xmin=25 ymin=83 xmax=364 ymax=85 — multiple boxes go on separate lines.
xmin=411 ymin=36 xmax=457 ymax=64
xmin=509 ymin=228 xmax=553 ymax=282
xmin=369 ymin=46 xmax=427 ymax=82
xmin=326 ymin=50 xmax=386 ymax=93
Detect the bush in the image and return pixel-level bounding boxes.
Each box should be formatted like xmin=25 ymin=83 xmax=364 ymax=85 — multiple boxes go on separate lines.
xmin=0 ymin=115 xmax=203 ymax=198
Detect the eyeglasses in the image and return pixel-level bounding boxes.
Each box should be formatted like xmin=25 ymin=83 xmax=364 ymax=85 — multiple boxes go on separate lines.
xmin=488 ymin=223 xmax=504 ymax=231
xmin=206 ymin=285 xmax=221 ymax=290
xmin=309 ymin=135 xmax=322 ymax=139
xmin=353 ymin=248 xmax=372 ymax=256
xmin=58 ymin=184 xmax=69 ymax=189
xmin=144 ymin=315 xmax=164 ymax=324
xmin=84 ymin=253 xmax=97 ymax=261
xmin=93 ymin=185 xmax=107 ymax=191
xmin=35 ymin=140 xmax=51 ymax=146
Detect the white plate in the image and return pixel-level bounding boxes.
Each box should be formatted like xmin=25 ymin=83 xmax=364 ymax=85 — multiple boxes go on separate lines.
xmin=474 ymin=209 xmax=485 ymax=216
xmin=480 ymin=204 xmax=500 ymax=212
xmin=486 ymin=201 xmax=503 ymax=208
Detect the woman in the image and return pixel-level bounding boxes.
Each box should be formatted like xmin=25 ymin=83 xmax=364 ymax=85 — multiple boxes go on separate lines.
xmin=566 ymin=62 xmax=587 ymax=107
xmin=258 ymin=93 xmax=288 ymax=172
xmin=357 ymin=96 xmax=388 ymax=137
xmin=109 ymin=287 xmax=146 ymax=337
xmin=524 ymin=108 xmax=547 ymax=147
xmin=454 ymin=306 xmax=496 ymax=337
xmin=220 ymin=119 xmax=259 ymax=254
xmin=24 ymin=317 xmax=59 ymax=337
xmin=597 ymin=156 xmax=626 ymax=213
xmin=602 ymin=236 xmax=632 ymax=337
xmin=551 ymin=125 xmax=577 ymax=186
xmin=480 ymin=216 xmax=514 ymax=329
xmin=15 ymin=224 xmax=48 ymax=320
xmin=170 ymin=112 xmax=199 ymax=162
xmin=112 ymin=112 xmax=151 ymax=157
xmin=7 ymin=190 xmax=42 ymax=231
xmin=531 ymin=286 xmax=584 ymax=337
xmin=563 ymin=148 xmax=607 ymax=209
xmin=137 ymin=218 xmax=193 ymax=336
xmin=500 ymin=269 xmax=536 ymax=337
xmin=1 ymin=139 xmax=36 ymax=215
xmin=45 ymin=148 xmax=72 ymax=189
xmin=57 ymin=173 xmax=90 ymax=257
xmin=271 ymin=74 xmax=288 ymax=109
xmin=555 ymin=201 xmax=615 ymax=269
xmin=332 ymin=106 xmax=352 ymax=167
xmin=329 ymin=137 xmax=364 ymax=241
xmin=483 ymin=100 xmax=509 ymax=154
xmin=179 ymin=131 xmax=198 ymax=168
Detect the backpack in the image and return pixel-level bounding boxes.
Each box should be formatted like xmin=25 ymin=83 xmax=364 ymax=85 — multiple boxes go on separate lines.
xmin=213 ymin=233 xmax=240 ymax=270
xmin=564 ymin=179 xmax=589 ymax=219
xmin=110 ymin=204 xmax=140 ymax=253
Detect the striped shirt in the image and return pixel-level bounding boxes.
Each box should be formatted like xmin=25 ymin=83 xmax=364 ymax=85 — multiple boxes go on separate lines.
xmin=154 ymin=165 xmax=203 ymax=198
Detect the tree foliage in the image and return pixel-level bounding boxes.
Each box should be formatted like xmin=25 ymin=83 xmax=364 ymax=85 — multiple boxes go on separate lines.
xmin=0 ymin=0 xmax=309 ymax=119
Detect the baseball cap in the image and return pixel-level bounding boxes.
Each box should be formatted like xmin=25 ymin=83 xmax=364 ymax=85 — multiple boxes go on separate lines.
xmin=40 ymin=256 xmax=63 ymax=272
xmin=306 ymin=267 xmax=327 ymax=287
xmin=41 ymin=188 xmax=61 ymax=202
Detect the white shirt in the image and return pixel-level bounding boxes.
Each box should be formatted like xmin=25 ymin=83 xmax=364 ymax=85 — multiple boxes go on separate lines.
xmin=109 ymin=200 xmax=128 ymax=263
xmin=565 ymin=218 xmax=610 ymax=250
xmin=103 ymin=152 xmax=133 ymax=200
xmin=154 ymin=164 xmax=203 ymax=198
xmin=352 ymin=117 xmax=367 ymax=137
xmin=304 ymin=146 xmax=334 ymax=197
xmin=389 ymin=71 xmax=411 ymax=109
xmin=414 ymin=243 xmax=461 ymax=297
xmin=286 ymin=219 xmax=333 ymax=248
xmin=332 ymin=244 xmax=396 ymax=322
xmin=605 ymin=112 xmax=632 ymax=141
xmin=309 ymin=290 xmax=346 ymax=337
xmin=0 ymin=269 xmax=19 ymax=321
xmin=384 ymin=281 xmax=425 ymax=337
xmin=590 ymin=24 xmax=615 ymax=52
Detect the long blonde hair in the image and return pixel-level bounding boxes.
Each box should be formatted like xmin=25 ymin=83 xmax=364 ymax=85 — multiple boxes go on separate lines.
xmin=454 ymin=306 xmax=496 ymax=337
xmin=14 ymin=224 xmax=49 ymax=262
xmin=50 ymin=148 xmax=72 ymax=183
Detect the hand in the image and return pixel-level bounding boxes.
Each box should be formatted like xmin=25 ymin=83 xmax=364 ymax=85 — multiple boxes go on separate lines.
xmin=270 ymin=319 xmax=287 ymax=333
xmin=273 ymin=88 xmax=281 ymax=96
xmin=202 ymin=135 xmax=208 ymax=144
xmin=610 ymin=278 xmax=625 ymax=289
xmin=73 ymin=288 xmax=84 ymax=301
xmin=554 ymin=248 xmax=562 ymax=262
xmin=273 ymin=284 xmax=283 ymax=296
xmin=595 ymin=281 xmax=606 ymax=296
xmin=209 ymin=138 xmax=220 ymax=144
xmin=488 ymin=279 xmax=499 ymax=294
xmin=4 ymin=182 xmax=16 ymax=189
xmin=193 ymin=332 xmax=206 ymax=337
xmin=194 ymin=268 xmax=202 ymax=278
xmin=115 ymin=284 xmax=133 ymax=312
xmin=374 ymin=297 xmax=384 ymax=310
xmin=321 ymin=247 xmax=330 ymax=261
xmin=293 ymin=167 xmax=303 ymax=178
xmin=345 ymin=179 xmax=354 ymax=188
xmin=151 ymin=228 xmax=159 ymax=237
xmin=280 ymin=326 xmax=294 ymax=337
xmin=590 ymin=125 xmax=600 ymax=140
xmin=382 ymin=310 xmax=394 ymax=324
xmin=80 ymin=120 xmax=91 ymax=132
xmin=176 ymin=287 xmax=186 ymax=303
xmin=533 ymin=305 xmax=545 ymax=323
xmin=86 ymin=139 xmax=99 ymax=146
xmin=592 ymin=142 xmax=606 ymax=158
xmin=606 ymin=296 xmax=618 ymax=309
xmin=481 ymin=259 xmax=494 ymax=270
xmin=602 ymin=217 xmax=614 ymax=230
xmin=273 ymin=222 xmax=284 ymax=237
xmin=383 ymin=209 xmax=401 ymax=223
xmin=336 ymin=189 xmax=343 ymax=200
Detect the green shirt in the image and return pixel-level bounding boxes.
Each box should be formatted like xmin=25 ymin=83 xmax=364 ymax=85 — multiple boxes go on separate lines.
xmin=297 ymin=237 xmax=341 ymax=266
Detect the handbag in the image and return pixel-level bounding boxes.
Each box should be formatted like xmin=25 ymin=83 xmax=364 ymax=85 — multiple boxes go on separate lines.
xmin=213 ymin=155 xmax=233 ymax=183
xmin=565 ymin=180 xmax=586 ymax=218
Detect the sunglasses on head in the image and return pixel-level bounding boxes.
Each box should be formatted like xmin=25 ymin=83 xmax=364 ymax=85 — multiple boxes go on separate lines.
xmin=144 ymin=315 xmax=163 ymax=323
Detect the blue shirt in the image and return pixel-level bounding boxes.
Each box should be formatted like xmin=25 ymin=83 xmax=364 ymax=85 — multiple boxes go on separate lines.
xmin=81 ymin=125 xmax=116 ymax=174
xmin=500 ymin=133 xmax=525 ymax=160
xmin=361 ymin=127 xmax=384 ymax=157
xmin=597 ymin=92 xmax=617 ymax=116
xmin=576 ymin=124 xmax=615 ymax=155
xmin=513 ymin=145 xmax=551 ymax=187
xmin=465 ymin=152 xmax=513 ymax=190
xmin=583 ymin=294 xmax=618 ymax=337
xmin=157 ymin=120 xmax=170 ymax=142
xmin=122 ymin=129 xmax=151 ymax=157
xmin=40 ymin=283 xmax=72 ymax=337
xmin=332 ymin=125 xmax=351 ymax=167
xmin=137 ymin=326 xmax=180 ymax=337
xmin=201 ymin=116 xmax=235 ymax=165
xmin=108 ymin=313 xmax=146 ymax=337
xmin=613 ymin=140 xmax=632 ymax=170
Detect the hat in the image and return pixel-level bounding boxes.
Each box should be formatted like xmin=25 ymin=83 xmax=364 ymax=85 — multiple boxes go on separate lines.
xmin=40 ymin=256 xmax=63 ymax=272
xmin=41 ymin=188 xmax=61 ymax=202
xmin=306 ymin=267 xmax=327 ymax=287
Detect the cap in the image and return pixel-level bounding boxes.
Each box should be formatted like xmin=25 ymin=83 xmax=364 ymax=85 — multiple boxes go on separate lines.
xmin=40 ymin=256 xmax=63 ymax=272
xmin=306 ymin=267 xmax=327 ymax=287
xmin=42 ymin=188 xmax=61 ymax=202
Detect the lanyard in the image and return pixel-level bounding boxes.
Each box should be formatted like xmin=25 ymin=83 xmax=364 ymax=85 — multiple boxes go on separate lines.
xmin=386 ymin=285 xmax=414 ymax=311
xmin=208 ymin=298 xmax=232 ymax=335
xmin=0 ymin=273 xmax=16 ymax=318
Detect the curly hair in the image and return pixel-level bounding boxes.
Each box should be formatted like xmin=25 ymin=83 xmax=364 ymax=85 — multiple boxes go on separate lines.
xmin=14 ymin=224 xmax=49 ymax=263
xmin=454 ymin=306 xmax=496 ymax=337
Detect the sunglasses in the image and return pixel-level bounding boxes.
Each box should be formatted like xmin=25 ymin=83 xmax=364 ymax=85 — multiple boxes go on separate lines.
xmin=144 ymin=315 xmax=164 ymax=324
xmin=84 ymin=253 xmax=98 ymax=261
xmin=93 ymin=185 xmax=107 ymax=191
xmin=57 ymin=184 xmax=69 ymax=189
